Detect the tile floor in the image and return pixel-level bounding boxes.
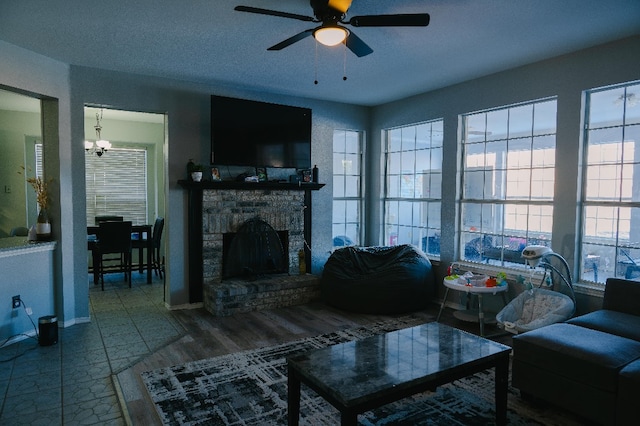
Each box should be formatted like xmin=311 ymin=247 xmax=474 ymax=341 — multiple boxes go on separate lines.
xmin=0 ymin=273 xmax=183 ymax=425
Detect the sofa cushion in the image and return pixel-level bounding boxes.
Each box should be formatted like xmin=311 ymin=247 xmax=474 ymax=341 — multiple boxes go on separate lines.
xmin=512 ymin=323 xmax=640 ymax=392
xmin=617 ymin=359 xmax=640 ymax=425
xmin=567 ymin=310 xmax=640 ymax=342
xmin=602 ymin=278 xmax=640 ymax=315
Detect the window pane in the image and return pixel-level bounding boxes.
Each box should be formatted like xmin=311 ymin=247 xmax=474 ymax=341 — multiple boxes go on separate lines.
xmin=533 ymin=100 xmax=558 ymax=136
xmin=589 ymin=87 xmax=625 ymax=128
xmin=344 ymin=176 xmax=360 ymax=197
xmin=508 ymin=104 xmax=533 ymax=139
xmin=486 ymin=109 xmax=508 ymax=141
xmin=333 ymin=130 xmax=346 ymax=152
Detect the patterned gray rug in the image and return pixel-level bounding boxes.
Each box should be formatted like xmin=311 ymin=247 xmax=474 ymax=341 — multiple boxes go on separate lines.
xmin=142 ymin=316 xmax=583 ymax=425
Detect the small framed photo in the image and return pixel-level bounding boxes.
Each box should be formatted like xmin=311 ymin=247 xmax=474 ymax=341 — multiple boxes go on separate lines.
xmin=300 ymin=169 xmax=312 ymax=182
xmin=256 ymin=167 xmax=267 ymax=182
xmin=211 ymin=167 xmax=221 ymax=181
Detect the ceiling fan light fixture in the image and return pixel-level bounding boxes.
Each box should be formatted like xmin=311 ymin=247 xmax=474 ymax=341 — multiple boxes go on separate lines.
xmin=314 ymin=26 xmax=348 ymax=46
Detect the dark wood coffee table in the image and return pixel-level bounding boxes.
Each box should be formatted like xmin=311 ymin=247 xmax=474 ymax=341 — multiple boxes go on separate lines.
xmin=287 ymin=322 xmax=511 ymax=425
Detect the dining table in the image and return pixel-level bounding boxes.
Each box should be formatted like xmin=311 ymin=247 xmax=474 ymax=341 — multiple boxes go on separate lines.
xmin=87 ymin=224 xmax=153 ymax=284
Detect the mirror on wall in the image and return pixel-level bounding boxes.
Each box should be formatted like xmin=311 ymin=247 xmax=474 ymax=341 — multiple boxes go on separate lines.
xmin=0 ymin=87 xmax=42 ymax=238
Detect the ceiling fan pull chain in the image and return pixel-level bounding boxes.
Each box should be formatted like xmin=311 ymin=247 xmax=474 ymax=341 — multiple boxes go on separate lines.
xmin=343 ymin=41 xmax=348 ymax=81
xmin=314 ymin=40 xmax=319 ymax=85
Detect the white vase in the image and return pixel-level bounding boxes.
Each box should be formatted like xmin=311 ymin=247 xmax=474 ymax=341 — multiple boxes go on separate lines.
xmin=191 ymin=171 xmax=203 ymax=182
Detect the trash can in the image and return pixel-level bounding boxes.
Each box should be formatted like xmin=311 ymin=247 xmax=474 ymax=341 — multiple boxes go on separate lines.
xmin=38 ymin=315 xmax=58 ymax=346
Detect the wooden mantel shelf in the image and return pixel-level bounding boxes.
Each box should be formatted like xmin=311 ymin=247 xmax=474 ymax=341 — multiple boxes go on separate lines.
xmin=178 ymin=180 xmax=324 ymax=191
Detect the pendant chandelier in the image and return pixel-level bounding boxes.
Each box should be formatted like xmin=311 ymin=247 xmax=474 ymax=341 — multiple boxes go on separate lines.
xmin=84 ymin=109 xmax=111 ymax=157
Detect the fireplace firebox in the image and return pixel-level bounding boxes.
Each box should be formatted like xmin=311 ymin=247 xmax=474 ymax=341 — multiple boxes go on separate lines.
xmin=223 ymin=219 xmax=289 ymax=280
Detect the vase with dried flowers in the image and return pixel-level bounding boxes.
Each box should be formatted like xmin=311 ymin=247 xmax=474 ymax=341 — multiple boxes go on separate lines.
xmin=19 ymin=166 xmax=53 ymax=241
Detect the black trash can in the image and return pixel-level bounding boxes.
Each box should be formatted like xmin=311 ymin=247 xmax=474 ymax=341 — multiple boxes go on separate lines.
xmin=38 ymin=315 xmax=58 ymax=346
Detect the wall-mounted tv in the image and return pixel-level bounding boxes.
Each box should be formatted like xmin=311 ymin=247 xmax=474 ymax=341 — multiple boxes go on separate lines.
xmin=211 ymin=95 xmax=312 ymax=169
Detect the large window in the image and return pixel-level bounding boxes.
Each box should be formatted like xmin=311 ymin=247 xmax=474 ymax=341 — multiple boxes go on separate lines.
xmin=383 ymin=120 xmax=443 ymax=256
xmin=332 ymin=129 xmax=363 ymax=247
xmin=460 ymin=99 xmax=557 ymax=266
xmin=580 ymin=81 xmax=640 ymax=283
xmin=86 ymin=148 xmax=148 ymax=225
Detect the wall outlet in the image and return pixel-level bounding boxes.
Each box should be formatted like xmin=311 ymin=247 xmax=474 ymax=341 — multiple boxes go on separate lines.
xmin=12 ymin=295 xmax=20 ymax=309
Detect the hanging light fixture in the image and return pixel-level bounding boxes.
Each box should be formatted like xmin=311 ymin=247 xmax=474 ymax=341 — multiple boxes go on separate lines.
xmin=85 ymin=109 xmax=112 ymax=157
xmin=314 ymin=25 xmax=348 ymax=46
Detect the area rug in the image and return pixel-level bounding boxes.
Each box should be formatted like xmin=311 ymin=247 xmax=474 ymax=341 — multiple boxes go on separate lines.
xmin=142 ymin=316 xmax=582 ymax=425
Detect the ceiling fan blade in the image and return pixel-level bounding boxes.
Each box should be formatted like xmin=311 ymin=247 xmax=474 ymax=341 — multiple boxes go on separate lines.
xmin=328 ymin=0 xmax=352 ymax=14
xmin=348 ymin=13 xmax=430 ymax=27
xmin=267 ymin=29 xmax=315 ymax=51
xmin=345 ymin=30 xmax=373 ymax=57
xmin=234 ymin=6 xmax=315 ymax=22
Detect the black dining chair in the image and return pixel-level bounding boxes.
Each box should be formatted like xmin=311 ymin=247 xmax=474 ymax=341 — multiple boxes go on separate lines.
xmin=152 ymin=217 xmax=165 ymax=278
xmin=95 ymin=215 xmax=124 ymax=225
xmin=96 ymin=221 xmax=133 ymax=290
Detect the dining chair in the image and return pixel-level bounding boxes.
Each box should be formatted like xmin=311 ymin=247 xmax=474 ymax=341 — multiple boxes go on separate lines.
xmin=96 ymin=221 xmax=133 ymax=290
xmin=152 ymin=217 xmax=165 ymax=278
xmin=95 ymin=215 xmax=124 ymax=225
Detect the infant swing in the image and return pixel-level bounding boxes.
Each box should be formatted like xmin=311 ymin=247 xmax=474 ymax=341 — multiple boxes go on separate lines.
xmin=496 ymin=246 xmax=576 ymax=334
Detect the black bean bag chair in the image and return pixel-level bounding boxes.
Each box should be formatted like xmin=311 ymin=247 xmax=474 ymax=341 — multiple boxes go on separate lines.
xmin=321 ymin=244 xmax=435 ymax=314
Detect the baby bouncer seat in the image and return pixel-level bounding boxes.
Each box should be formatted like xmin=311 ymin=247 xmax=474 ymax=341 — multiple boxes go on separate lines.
xmin=497 ymin=248 xmax=576 ymax=334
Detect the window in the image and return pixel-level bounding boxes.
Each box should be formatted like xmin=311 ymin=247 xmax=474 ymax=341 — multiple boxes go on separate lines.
xmin=332 ymin=130 xmax=363 ymax=247
xmin=460 ymin=99 xmax=557 ymax=266
xmin=580 ymin=81 xmax=640 ymax=283
xmin=85 ymin=148 xmax=148 ymax=225
xmin=383 ymin=120 xmax=443 ymax=256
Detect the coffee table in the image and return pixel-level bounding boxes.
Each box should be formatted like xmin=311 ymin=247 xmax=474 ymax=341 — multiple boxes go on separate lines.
xmin=287 ymin=322 xmax=511 ymax=425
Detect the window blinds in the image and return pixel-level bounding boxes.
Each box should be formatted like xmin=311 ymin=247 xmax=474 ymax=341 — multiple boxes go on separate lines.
xmin=85 ymin=148 xmax=148 ymax=225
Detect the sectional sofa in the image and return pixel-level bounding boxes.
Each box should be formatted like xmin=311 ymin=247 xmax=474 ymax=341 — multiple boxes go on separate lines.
xmin=511 ymin=278 xmax=640 ymax=425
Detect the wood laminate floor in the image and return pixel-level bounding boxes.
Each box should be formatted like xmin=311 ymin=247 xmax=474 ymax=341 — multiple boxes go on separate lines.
xmin=116 ymin=295 xmax=512 ymax=425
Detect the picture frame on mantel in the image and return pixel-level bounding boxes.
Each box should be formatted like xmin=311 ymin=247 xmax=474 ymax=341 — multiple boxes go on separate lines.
xmin=211 ymin=167 xmax=221 ymax=181
xmin=256 ymin=167 xmax=267 ymax=182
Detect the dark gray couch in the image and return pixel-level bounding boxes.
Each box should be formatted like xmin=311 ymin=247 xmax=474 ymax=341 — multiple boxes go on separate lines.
xmin=512 ymin=278 xmax=640 ymax=425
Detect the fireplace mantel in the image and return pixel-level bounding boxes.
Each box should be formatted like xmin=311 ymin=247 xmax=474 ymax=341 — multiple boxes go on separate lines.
xmin=178 ymin=180 xmax=324 ymax=191
xmin=178 ymin=179 xmax=324 ymax=303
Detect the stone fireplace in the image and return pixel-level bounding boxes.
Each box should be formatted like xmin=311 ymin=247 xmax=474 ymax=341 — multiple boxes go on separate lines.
xmin=201 ymin=188 xmax=305 ymax=283
xmin=176 ymin=181 xmax=324 ymax=316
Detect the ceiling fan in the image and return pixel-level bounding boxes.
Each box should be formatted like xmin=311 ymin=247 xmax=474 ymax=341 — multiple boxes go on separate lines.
xmin=234 ymin=0 xmax=430 ymax=57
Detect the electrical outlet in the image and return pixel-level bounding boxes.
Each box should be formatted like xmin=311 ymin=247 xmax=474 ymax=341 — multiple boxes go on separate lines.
xmin=12 ymin=295 xmax=21 ymax=309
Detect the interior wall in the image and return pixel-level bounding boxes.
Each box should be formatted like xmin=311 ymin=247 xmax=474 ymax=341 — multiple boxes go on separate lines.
xmin=0 ymin=40 xmax=80 ymax=334
xmin=69 ymin=65 xmax=369 ymax=307
xmin=369 ymin=35 xmax=640 ymax=310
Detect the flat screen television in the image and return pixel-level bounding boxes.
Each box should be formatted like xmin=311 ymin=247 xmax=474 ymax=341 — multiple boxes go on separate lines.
xmin=211 ymin=95 xmax=312 ymax=169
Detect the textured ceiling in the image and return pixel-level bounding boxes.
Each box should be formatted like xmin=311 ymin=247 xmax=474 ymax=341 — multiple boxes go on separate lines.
xmin=1 ymin=0 xmax=639 ymax=106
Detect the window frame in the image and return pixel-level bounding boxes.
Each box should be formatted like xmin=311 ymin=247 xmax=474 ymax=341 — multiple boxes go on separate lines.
xmin=579 ymin=80 xmax=640 ymax=283
xmin=383 ymin=119 xmax=443 ymax=257
xmin=459 ymin=98 xmax=558 ymax=267
xmin=332 ymin=129 xmax=364 ymax=248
